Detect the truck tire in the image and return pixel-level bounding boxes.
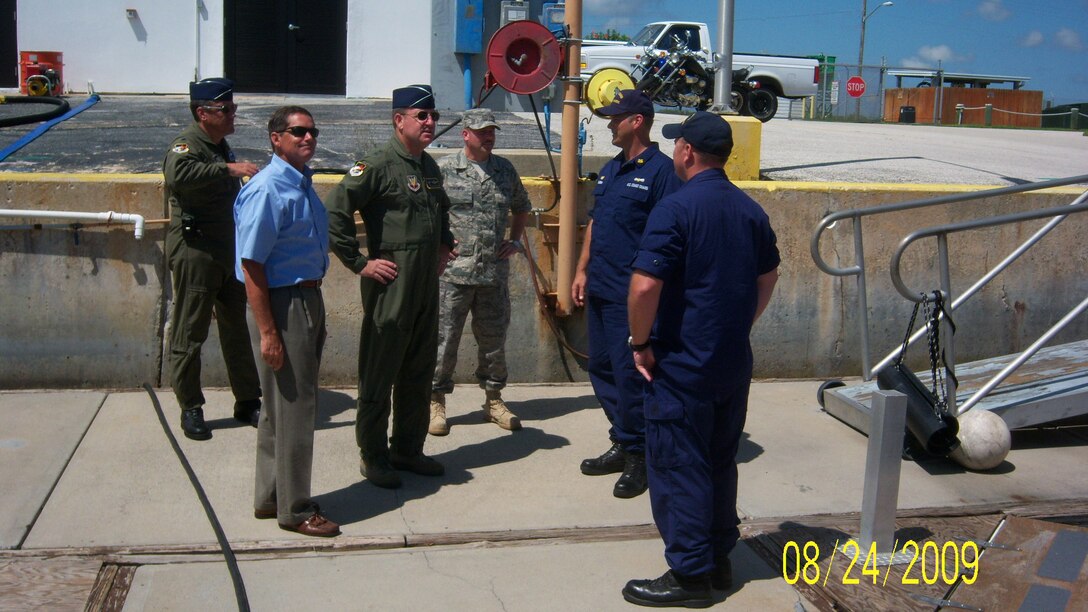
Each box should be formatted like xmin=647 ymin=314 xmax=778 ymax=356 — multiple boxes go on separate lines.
xmin=746 ymin=89 xmax=777 ymax=122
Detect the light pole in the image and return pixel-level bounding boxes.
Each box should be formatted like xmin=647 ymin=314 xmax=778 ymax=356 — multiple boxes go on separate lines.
xmin=856 ymin=1 xmax=893 ymax=119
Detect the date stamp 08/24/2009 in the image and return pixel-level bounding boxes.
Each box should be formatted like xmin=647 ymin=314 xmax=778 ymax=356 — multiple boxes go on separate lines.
xmin=782 ymin=539 xmax=981 ymax=587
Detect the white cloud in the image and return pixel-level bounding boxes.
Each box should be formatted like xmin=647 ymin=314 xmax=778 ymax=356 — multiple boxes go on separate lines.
xmin=918 ymin=45 xmax=961 ymax=62
xmin=1056 ymin=28 xmax=1084 ymax=51
xmin=899 ymin=44 xmax=965 ymax=68
xmin=978 ymin=0 xmax=1010 ymax=21
xmin=1020 ymin=30 xmax=1044 ymax=48
xmin=899 ymin=56 xmax=929 ymax=69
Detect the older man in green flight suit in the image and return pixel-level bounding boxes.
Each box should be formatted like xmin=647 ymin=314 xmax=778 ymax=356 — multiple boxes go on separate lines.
xmin=326 ymin=84 xmax=457 ymax=489
xmin=163 ymin=77 xmax=262 ymax=440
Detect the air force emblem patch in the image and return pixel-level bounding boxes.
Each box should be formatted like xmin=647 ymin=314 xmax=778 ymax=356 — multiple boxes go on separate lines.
xmin=349 ymin=162 xmax=367 ymax=177
xmin=407 ymin=175 xmax=421 ymax=192
xmin=172 ymin=144 xmax=190 ymax=154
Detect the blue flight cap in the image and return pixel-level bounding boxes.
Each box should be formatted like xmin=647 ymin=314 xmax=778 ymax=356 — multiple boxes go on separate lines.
xmin=596 ymin=89 xmax=654 ymax=118
xmin=662 ymin=111 xmax=733 ymax=157
xmin=189 ymin=78 xmax=234 ymax=102
xmin=392 ymin=84 xmax=436 ymax=109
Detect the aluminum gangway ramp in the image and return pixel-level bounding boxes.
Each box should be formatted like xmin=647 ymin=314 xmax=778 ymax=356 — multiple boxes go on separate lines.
xmin=822 ymin=340 xmax=1088 ymax=435
xmin=809 ymin=174 xmax=1088 ymax=452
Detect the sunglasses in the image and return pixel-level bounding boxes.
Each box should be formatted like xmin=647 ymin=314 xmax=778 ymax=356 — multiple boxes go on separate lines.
xmin=201 ymin=103 xmax=237 ymax=114
xmin=279 ymin=126 xmax=320 ymax=138
xmin=403 ymin=110 xmax=440 ymax=122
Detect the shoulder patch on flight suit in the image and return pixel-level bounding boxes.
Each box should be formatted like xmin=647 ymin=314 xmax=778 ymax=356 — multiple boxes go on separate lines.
xmin=407 ymin=175 xmax=421 ymax=192
xmin=349 ymin=162 xmax=367 ymax=177
xmin=424 ymin=177 xmax=441 ymax=189
xmin=172 ymin=144 xmax=189 ymax=154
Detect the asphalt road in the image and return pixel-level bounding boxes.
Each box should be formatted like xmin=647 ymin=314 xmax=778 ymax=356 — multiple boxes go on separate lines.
xmin=1 ymin=93 xmax=1085 ymax=186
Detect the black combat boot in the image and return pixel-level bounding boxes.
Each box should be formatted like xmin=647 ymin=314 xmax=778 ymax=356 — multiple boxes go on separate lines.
xmin=622 ymin=569 xmax=713 ymax=608
xmin=580 ymin=442 xmax=626 ymax=475
xmin=181 ymin=407 xmax=211 ymax=441
xmin=233 ymin=398 xmax=261 ymax=428
xmin=613 ymin=452 xmax=647 ymax=498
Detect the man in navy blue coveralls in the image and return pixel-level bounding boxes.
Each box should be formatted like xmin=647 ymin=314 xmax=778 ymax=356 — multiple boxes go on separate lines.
xmin=624 ymin=111 xmax=780 ymax=607
xmin=572 ymin=90 xmax=681 ymax=499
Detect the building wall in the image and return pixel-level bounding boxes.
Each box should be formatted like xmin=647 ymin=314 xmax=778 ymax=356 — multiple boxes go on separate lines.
xmin=12 ymin=0 xmax=557 ymax=111
xmin=349 ymin=0 xmax=433 ymax=100
xmin=15 ymin=0 xmax=225 ymax=93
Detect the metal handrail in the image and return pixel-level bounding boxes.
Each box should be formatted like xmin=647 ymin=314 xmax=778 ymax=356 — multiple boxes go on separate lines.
xmin=888 ymin=191 xmax=1088 ymax=415
xmin=871 ymin=191 xmax=1088 ymax=376
xmin=890 ymin=195 xmax=1088 ymax=300
xmin=810 ymin=173 xmax=1088 ymax=380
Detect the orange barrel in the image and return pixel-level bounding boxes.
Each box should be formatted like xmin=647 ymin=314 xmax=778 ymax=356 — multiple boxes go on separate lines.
xmin=19 ymin=51 xmax=64 ymax=96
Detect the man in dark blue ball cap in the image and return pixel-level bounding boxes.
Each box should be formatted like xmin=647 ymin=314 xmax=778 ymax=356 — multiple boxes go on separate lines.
xmin=573 ymin=88 xmax=681 ymax=500
xmin=623 ymin=110 xmax=779 ymax=607
xmin=163 ymin=77 xmax=262 ymax=441
xmin=326 ymin=84 xmax=457 ymax=489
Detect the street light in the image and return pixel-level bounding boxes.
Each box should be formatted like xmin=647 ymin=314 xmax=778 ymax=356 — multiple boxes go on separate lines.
xmin=856 ymin=1 xmax=893 ymax=119
xmin=858 ymin=1 xmax=893 ymax=71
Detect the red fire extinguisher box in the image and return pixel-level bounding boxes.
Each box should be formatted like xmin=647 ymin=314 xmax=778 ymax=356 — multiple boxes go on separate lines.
xmin=19 ymin=51 xmax=64 ymax=96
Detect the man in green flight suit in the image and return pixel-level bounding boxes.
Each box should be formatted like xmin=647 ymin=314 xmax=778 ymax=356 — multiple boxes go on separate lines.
xmin=326 ymin=84 xmax=458 ymax=489
xmin=164 ymin=77 xmax=262 ymax=440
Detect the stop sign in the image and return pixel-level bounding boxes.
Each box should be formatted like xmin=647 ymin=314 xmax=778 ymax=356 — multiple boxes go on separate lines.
xmin=846 ymin=76 xmax=866 ymax=98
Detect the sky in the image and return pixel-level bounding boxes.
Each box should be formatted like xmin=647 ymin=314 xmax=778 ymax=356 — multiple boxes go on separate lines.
xmin=581 ymin=0 xmax=1088 ymax=105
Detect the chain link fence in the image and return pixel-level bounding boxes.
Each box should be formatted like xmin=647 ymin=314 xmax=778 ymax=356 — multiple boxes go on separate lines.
xmin=812 ymin=63 xmax=898 ymax=122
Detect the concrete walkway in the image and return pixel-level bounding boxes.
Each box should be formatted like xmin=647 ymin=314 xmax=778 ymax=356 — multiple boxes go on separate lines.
xmin=2 ymin=381 xmax=1087 ymax=610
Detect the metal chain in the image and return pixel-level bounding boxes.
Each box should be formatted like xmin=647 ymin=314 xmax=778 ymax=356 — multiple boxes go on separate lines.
xmin=923 ymin=291 xmax=948 ymax=416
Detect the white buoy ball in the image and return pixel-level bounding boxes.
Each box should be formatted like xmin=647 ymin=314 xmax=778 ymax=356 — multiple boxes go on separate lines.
xmin=950 ymin=410 xmax=1011 ymax=470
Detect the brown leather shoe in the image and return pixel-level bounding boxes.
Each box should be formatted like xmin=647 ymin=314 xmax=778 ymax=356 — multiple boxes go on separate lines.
xmin=279 ymin=513 xmax=340 ymax=537
xmin=253 ymin=508 xmax=276 ymax=520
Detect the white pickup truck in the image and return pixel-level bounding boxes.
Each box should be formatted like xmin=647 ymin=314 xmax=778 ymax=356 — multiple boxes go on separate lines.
xmin=581 ymin=21 xmax=819 ymax=100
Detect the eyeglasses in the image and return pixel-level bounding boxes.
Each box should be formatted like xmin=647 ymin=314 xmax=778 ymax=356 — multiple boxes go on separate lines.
xmin=278 ymin=126 xmax=320 ymax=138
xmin=201 ymin=103 xmax=237 ymax=114
xmin=403 ymin=110 xmax=440 ymax=122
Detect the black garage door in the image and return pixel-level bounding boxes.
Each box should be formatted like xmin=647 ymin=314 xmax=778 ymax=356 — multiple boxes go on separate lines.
xmin=1 ymin=0 xmax=15 ymax=88
xmin=225 ymin=0 xmax=347 ymax=95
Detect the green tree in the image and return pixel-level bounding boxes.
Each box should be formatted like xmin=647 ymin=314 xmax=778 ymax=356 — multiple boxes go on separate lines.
xmin=588 ymin=28 xmax=630 ymax=42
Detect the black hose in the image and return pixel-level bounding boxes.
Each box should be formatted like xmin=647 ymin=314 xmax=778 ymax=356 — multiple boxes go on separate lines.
xmin=142 ymin=383 xmax=250 ymax=612
xmin=0 ymin=95 xmax=71 ymax=128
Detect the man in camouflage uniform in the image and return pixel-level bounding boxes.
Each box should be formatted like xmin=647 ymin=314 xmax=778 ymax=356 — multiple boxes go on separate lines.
xmin=430 ymin=108 xmax=531 ymax=435
xmin=164 ymin=77 xmax=262 ymax=441
xmin=326 ymin=85 xmax=458 ymax=490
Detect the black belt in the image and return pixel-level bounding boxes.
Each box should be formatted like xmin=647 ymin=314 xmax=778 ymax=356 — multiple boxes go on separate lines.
xmin=297 ymin=279 xmax=322 ymax=288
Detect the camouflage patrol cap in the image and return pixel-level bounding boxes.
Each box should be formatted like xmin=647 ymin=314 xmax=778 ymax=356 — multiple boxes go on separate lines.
xmin=462 ymin=108 xmax=500 ymax=130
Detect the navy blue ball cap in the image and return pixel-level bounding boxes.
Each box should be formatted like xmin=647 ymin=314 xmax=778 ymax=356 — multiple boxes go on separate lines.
xmin=189 ymin=78 xmax=233 ymax=102
xmin=392 ymin=84 xmax=436 ymax=109
xmin=662 ymin=111 xmax=733 ymax=157
xmin=596 ymin=89 xmax=654 ymax=118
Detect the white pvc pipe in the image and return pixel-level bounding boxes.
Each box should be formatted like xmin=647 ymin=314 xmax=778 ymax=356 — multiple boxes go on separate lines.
xmin=0 ymin=209 xmax=146 ymax=239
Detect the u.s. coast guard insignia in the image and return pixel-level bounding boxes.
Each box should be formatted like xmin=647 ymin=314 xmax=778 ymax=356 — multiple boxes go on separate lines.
xmin=172 ymin=144 xmax=189 ymax=154
xmin=349 ymin=162 xmax=366 ymax=177
xmin=407 ymin=175 xmax=421 ymax=192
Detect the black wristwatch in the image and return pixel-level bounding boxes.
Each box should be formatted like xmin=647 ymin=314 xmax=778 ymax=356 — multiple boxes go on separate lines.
xmin=628 ymin=335 xmax=651 ymax=351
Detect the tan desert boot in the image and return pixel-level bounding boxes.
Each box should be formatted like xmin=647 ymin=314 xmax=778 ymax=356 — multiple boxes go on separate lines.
xmin=483 ymin=389 xmax=521 ymax=431
xmin=429 ymin=392 xmax=449 ymax=436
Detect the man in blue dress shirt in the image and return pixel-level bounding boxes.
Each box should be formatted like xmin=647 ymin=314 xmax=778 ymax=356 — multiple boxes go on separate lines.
xmin=572 ymin=90 xmax=681 ymax=499
xmin=624 ymin=111 xmax=780 ymax=606
xmin=235 ymin=106 xmax=339 ymax=538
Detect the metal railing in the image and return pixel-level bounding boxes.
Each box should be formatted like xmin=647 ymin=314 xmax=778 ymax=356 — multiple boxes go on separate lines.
xmin=810 ymin=174 xmax=1088 ymax=404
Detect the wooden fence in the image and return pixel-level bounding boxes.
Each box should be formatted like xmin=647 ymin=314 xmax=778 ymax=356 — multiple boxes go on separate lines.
xmin=883 ymin=88 xmax=1044 ymax=127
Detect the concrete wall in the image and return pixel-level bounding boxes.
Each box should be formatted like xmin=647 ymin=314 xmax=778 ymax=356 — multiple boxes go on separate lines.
xmin=16 ymin=0 xmax=225 ymax=93
xmin=1 ymin=173 xmax=1085 ymax=389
